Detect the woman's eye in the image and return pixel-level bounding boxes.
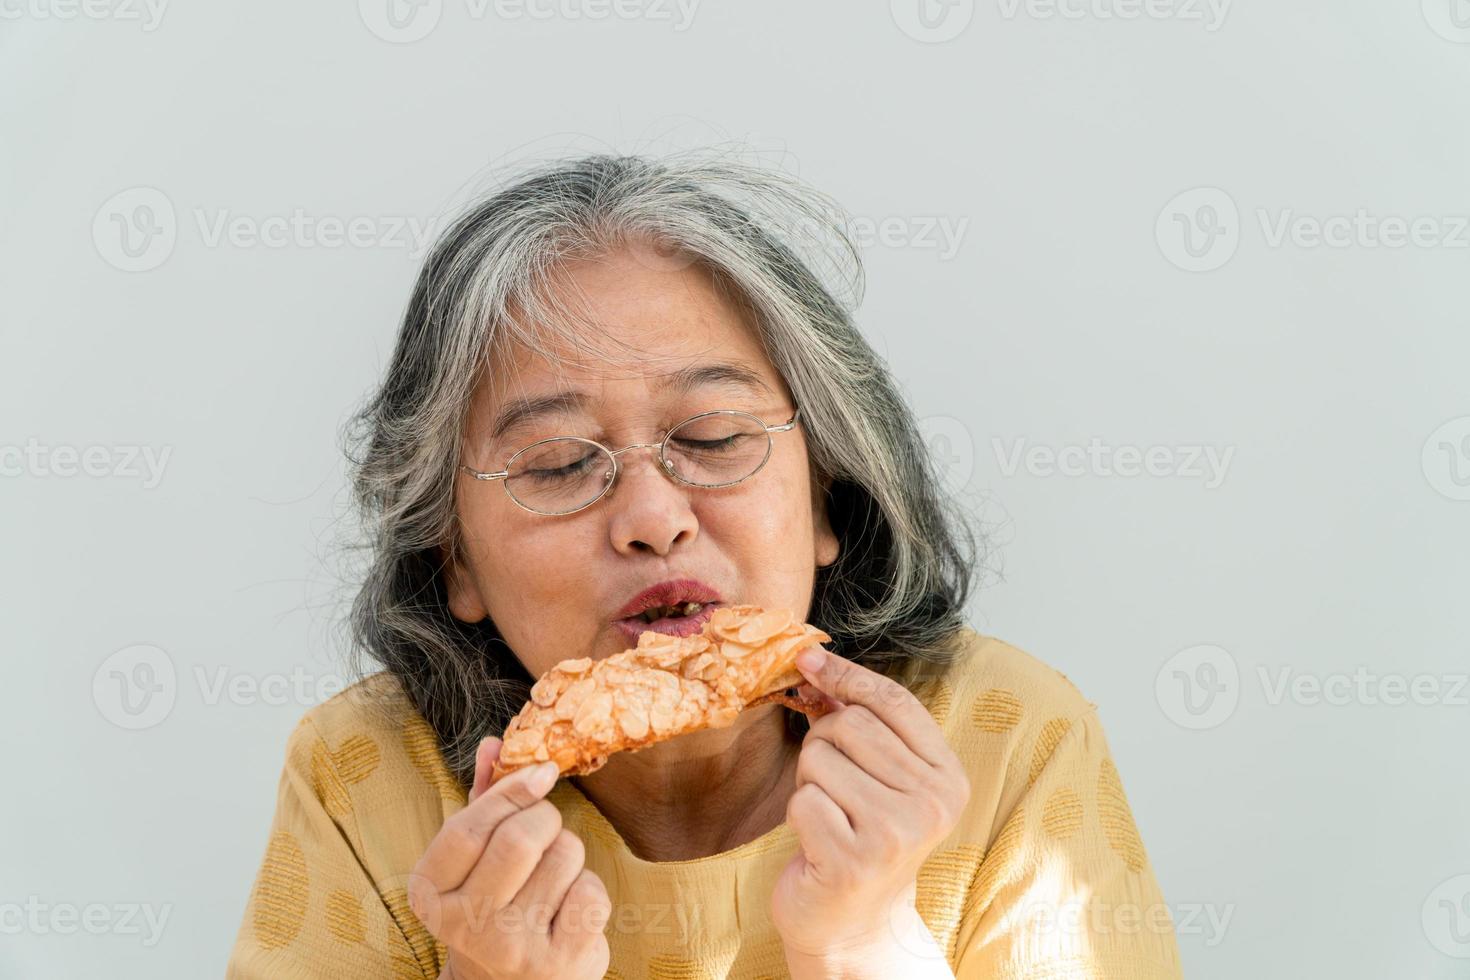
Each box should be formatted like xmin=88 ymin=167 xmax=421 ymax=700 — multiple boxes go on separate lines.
xmin=528 ymin=454 xmax=596 ymax=482
xmin=673 ymin=436 xmax=741 ymax=452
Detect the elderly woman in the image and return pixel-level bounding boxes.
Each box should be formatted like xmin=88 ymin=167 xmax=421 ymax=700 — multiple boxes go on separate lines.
xmin=227 ymin=155 xmax=1182 ymax=980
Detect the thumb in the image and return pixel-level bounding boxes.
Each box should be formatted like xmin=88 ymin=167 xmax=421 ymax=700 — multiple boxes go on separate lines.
xmin=468 ymin=735 xmax=501 ymax=804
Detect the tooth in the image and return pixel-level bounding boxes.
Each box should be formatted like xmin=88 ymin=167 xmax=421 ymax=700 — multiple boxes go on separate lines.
xmin=684 ymin=602 xmax=702 ymax=615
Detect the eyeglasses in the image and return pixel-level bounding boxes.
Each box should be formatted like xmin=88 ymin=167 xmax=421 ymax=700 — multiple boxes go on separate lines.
xmin=460 ymin=408 xmax=803 ymax=516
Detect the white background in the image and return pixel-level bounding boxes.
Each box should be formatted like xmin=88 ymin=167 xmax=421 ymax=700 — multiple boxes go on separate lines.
xmin=3 ymin=1 xmax=1469 ymax=977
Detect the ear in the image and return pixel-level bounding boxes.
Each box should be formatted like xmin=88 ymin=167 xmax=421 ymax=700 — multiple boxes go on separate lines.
xmin=812 ymin=473 xmax=840 ymax=569
xmin=440 ymin=540 xmax=489 ymax=623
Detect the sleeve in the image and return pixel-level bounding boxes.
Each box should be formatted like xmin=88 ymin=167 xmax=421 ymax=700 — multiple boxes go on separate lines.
xmin=226 ymin=716 xmax=445 ymax=980
xmin=951 ymin=708 xmax=1184 ymax=980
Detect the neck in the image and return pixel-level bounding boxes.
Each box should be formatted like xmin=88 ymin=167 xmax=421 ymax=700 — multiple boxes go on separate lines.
xmin=569 ymin=706 xmax=801 ymax=862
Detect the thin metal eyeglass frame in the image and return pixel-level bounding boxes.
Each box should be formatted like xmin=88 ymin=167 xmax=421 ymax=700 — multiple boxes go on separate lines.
xmin=459 ymin=407 xmax=803 ymax=516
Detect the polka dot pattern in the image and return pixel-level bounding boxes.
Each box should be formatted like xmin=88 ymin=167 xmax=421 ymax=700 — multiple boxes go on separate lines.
xmin=402 ymin=714 xmax=463 ymax=801
xmin=1029 ymin=718 xmax=1072 ymax=786
xmin=1098 ymin=758 xmax=1147 ymax=872
xmin=649 ymin=952 xmax=714 ymax=979
xmin=251 ymin=831 xmax=309 ymax=951
xmin=1041 ymin=788 xmax=1084 ymax=840
xmin=915 ymin=843 xmax=985 ymax=960
xmin=922 ymin=679 xmax=955 ymax=727
xmin=383 ymin=885 xmax=438 ymax=973
xmin=972 ymin=804 xmax=1028 ymax=907
xmin=972 ymin=688 xmax=1024 ymax=733
xmin=325 ymin=888 xmax=365 ymax=945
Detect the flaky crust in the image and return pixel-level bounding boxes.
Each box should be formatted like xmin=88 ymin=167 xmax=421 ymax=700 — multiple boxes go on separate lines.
xmin=491 ymin=605 xmax=833 ymax=781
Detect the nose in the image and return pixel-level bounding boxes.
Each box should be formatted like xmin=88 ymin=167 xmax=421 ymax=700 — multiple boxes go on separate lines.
xmin=605 ymin=447 xmax=698 ymax=557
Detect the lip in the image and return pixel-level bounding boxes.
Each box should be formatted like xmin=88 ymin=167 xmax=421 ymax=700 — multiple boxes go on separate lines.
xmin=614 ymin=578 xmax=723 ymax=620
xmin=612 ymin=578 xmax=723 ymax=645
xmin=613 ymin=602 xmax=720 ymax=645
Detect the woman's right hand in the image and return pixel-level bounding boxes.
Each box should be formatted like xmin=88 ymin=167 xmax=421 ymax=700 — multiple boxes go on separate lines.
xmin=409 ymin=736 xmax=612 ymax=980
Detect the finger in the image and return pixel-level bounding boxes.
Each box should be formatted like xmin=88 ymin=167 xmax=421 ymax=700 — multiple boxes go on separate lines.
xmin=414 ymin=761 xmax=559 ymax=893
xmin=786 ymin=781 xmax=853 ymax=870
xmin=794 ymin=681 xmax=843 ymax=715
xmin=508 ymin=828 xmax=587 ymax=933
xmin=795 ymin=736 xmax=900 ymax=833
xmin=794 ymin=648 xmax=948 ymax=767
xmin=469 ymin=736 xmax=501 ymax=804
xmin=552 ymin=868 xmax=611 ymax=946
xmin=805 ymin=704 xmax=925 ymax=793
xmin=457 ymin=798 xmax=564 ymax=912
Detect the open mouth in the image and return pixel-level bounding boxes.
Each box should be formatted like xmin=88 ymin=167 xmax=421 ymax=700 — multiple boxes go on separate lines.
xmin=634 ymin=601 xmax=707 ymax=623
xmin=615 ymin=600 xmax=721 ymax=640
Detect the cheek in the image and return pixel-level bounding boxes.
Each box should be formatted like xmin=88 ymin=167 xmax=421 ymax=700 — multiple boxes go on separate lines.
xmin=703 ymin=459 xmax=816 ymax=559
xmin=458 ymin=492 xmax=587 ymax=620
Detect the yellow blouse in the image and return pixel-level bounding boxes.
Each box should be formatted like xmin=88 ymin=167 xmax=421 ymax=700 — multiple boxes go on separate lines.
xmin=227 ymin=628 xmax=1183 ymax=979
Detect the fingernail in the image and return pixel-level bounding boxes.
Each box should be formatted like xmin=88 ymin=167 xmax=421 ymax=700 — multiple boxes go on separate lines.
xmin=796 ymin=649 xmax=824 ymax=673
xmin=529 ymin=762 xmax=559 ymax=793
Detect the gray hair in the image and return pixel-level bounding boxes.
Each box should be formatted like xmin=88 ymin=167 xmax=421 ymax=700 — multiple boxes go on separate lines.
xmin=344 ymin=151 xmax=981 ymax=784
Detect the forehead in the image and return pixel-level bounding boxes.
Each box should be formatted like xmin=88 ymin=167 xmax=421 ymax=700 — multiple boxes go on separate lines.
xmin=472 ymin=246 xmax=789 ymax=433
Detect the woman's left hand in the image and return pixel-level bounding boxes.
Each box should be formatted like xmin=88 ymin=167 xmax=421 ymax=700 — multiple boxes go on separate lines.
xmin=772 ymin=646 xmax=970 ymax=978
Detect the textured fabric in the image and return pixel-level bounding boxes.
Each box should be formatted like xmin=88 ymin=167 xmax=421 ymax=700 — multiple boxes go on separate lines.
xmin=226 ymin=629 xmax=1183 ymax=979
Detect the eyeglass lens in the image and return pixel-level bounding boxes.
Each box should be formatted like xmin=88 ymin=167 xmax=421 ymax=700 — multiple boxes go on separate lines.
xmin=503 ymin=412 xmax=772 ymax=514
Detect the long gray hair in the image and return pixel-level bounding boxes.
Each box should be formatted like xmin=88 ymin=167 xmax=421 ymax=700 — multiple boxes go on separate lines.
xmin=344 ymin=151 xmax=981 ymax=784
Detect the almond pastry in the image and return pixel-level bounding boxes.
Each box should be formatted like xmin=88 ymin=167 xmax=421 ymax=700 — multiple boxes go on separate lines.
xmin=491 ymin=605 xmax=833 ymax=781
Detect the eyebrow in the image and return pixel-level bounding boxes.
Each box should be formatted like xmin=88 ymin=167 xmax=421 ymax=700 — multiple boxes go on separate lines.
xmin=489 ymin=362 xmax=775 ymax=441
